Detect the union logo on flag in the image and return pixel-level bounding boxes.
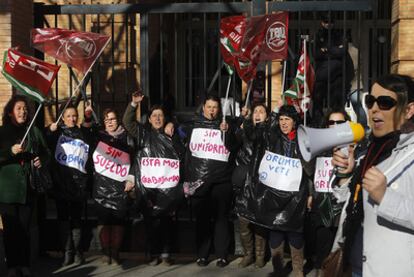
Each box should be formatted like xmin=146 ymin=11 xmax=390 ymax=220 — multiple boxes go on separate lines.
xmin=31 ymin=28 xmax=111 ymax=74
xmin=1 ymin=48 xmax=60 ymax=103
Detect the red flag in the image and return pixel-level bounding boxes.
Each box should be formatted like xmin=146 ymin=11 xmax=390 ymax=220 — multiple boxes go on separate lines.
xmin=260 ymin=13 xmax=289 ymax=61
xmin=220 ymin=15 xmax=257 ymax=82
xmin=241 ymin=12 xmax=289 ymax=63
xmin=31 ymin=28 xmax=110 ymax=74
xmin=219 ymin=15 xmax=246 ymax=67
xmin=233 ymin=56 xmax=257 ymax=83
xmin=283 ymin=41 xmax=315 ymax=117
xmin=1 ymin=48 xmax=60 ymax=103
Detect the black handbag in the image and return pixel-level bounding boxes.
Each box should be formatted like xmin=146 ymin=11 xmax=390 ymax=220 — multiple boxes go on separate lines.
xmin=30 ymin=163 xmax=53 ymax=194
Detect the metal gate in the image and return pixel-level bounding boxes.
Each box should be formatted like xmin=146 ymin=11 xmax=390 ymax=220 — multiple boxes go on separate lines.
xmin=33 ymin=0 xmax=390 ymax=122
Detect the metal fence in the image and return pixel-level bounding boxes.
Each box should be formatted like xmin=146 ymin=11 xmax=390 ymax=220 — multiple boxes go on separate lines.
xmin=34 ymin=0 xmax=390 ymax=122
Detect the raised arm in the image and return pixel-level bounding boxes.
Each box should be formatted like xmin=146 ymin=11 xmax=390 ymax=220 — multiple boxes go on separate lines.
xmin=122 ymin=94 xmax=145 ymax=139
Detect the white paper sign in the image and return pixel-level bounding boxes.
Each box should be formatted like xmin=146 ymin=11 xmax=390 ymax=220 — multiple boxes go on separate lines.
xmin=92 ymin=141 xmax=131 ymax=182
xmin=55 ymin=135 xmax=89 ymax=173
xmin=189 ymin=128 xmax=230 ymax=162
xmin=314 ymin=157 xmax=334 ymax=193
xmin=258 ymin=150 xmax=303 ymax=192
xmin=140 ymin=157 xmax=180 ymax=189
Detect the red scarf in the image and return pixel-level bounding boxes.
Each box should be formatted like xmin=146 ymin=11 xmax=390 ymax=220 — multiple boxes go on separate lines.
xmin=287 ymin=130 xmax=296 ymax=141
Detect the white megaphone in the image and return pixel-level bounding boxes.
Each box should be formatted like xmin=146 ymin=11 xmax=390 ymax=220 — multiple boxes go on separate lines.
xmin=298 ymin=122 xmax=365 ymax=162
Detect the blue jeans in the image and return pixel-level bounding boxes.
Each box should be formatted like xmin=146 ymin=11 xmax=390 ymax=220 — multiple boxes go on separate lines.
xmin=352 ymin=271 xmax=362 ymax=277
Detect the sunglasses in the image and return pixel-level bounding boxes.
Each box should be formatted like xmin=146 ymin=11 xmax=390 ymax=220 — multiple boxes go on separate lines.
xmin=328 ymin=120 xmax=346 ymax=125
xmin=132 ymin=90 xmax=143 ymax=97
xmin=365 ymin=94 xmax=397 ymax=110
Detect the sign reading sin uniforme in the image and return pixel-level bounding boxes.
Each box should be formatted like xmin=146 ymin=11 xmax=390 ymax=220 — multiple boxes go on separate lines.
xmin=189 ymin=128 xmax=230 ymax=162
xmin=258 ymin=150 xmax=303 ymax=192
xmin=313 ymin=157 xmax=334 ymax=193
xmin=92 ymin=141 xmax=131 ymax=182
xmin=55 ymin=135 xmax=89 ymax=173
xmin=140 ymin=157 xmax=180 ymax=189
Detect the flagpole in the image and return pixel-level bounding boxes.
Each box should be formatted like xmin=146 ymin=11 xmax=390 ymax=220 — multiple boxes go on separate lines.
xmin=55 ymin=37 xmax=111 ymax=124
xmin=301 ymin=36 xmax=308 ymax=127
xmin=222 ymin=75 xmax=232 ymax=120
xmin=69 ymin=66 xmax=99 ymax=122
xmin=244 ymin=80 xmax=253 ymax=109
xmin=281 ymin=60 xmax=287 ymax=104
xmin=221 ymin=75 xmax=232 ymax=142
xmin=20 ymin=103 xmax=43 ymax=147
xmin=207 ymin=61 xmax=224 ymax=93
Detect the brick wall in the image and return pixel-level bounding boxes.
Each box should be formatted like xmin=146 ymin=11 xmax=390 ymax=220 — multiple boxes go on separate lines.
xmin=391 ymin=0 xmax=414 ymax=77
xmin=0 ymin=0 xmax=33 ymax=125
xmin=0 ymin=4 xmax=12 ymax=125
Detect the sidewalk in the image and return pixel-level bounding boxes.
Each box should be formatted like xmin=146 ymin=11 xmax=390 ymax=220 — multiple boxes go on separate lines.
xmin=32 ymin=253 xmax=319 ymax=277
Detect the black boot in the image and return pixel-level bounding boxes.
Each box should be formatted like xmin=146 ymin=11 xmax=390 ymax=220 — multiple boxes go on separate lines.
xmin=270 ymin=242 xmax=285 ymax=277
xmin=60 ymin=221 xmax=74 ymax=267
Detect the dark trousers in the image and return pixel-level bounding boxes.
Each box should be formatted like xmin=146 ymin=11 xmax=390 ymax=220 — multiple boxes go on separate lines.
xmin=191 ymin=181 xmax=233 ymax=259
xmin=304 ymin=212 xmax=338 ymax=268
xmin=145 ymin=216 xmax=174 ymax=257
xmin=313 ymin=226 xmax=336 ymax=268
xmin=2 ymin=204 xmax=32 ymax=268
xmin=269 ymin=230 xmax=304 ymax=249
xmin=56 ymin=199 xmax=83 ymax=228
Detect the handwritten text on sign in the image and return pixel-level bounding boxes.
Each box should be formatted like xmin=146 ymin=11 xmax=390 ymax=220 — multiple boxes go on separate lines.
xmin=258 ymin=151 xmax=302 ymax=192
xmin=314 ymin=157 xmax=334 ymax=193
xmin=55 ymin=135 xmax=89 ymax=173
xmin=189 ymin=128 xmax=230 ymax=162
xmin=92 ymin=141 xmax=131 ymax=182
xmin=140 ymin=157 xmax=180 ymax=189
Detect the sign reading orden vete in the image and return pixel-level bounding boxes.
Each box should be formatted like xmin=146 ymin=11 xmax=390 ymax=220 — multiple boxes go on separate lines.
xmin=258 ymin=150 xmax=303 ymax=192
xmin=55 ymin=135 xmax=89 ymax=173
xmin=140 ymin=157 xmax=180 ymax=189
xmin=189 ymin=128 xmax=230 ymax=162
xmin=314 ymin=157 xmax=334 ymax=193
xmin=92 ymin=141 xmax=131 ymax=182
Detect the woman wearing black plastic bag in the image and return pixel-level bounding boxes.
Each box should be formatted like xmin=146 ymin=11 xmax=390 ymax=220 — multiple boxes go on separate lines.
xmin=47 ymin=103 xmax=93 ymax=266
xmin=0 ymin=95 xmax=50 ymax=277
xmin=229 ymin=103 xmax=270 ymax=268
xmin=180 ymin=94 xmax=237 ymax=268
xmin=237 ymin=105 xmax=312 ymax=277
xmin=123 ymin=92 xmax=184 ymax=266
xmin=90 ymin=108 xmax=135 ymax=265
xmin=263 ymin=106 xmax=313 ymax=277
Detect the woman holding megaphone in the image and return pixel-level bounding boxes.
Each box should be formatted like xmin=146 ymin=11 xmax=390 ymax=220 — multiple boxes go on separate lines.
xmin=331 ymin=74 xmax=414 ymax=277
